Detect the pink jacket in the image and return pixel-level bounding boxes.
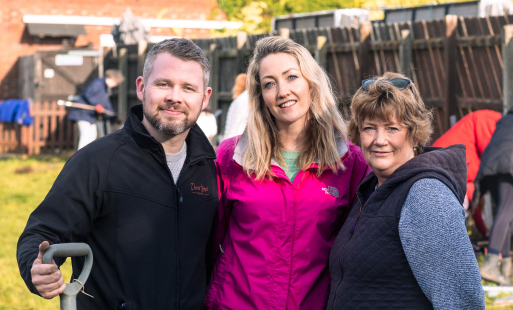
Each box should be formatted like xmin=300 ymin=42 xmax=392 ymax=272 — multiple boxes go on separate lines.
xmin=205 ymin=135 xmax=370 ymax=310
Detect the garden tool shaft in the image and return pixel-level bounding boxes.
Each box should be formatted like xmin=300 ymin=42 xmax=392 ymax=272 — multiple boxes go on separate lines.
xmin=57 ymin=100 xmax=116 ymax=116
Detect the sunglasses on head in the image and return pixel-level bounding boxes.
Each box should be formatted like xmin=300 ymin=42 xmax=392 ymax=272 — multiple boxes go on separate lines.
xmin=361 ymin=78 xmax=413 ymax=92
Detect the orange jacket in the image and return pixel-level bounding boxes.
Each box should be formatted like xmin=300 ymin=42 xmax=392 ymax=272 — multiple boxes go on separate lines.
xmin=433 ymin=110 xmax=502 ymax=201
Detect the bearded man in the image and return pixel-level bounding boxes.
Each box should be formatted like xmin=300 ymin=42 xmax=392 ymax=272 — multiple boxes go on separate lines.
xmin=17 ymin=39 xmax=218 ymax=309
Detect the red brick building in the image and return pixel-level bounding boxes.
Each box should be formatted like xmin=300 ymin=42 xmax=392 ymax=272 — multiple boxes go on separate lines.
xmin=0 ymin=0 xmax=230 ymax=100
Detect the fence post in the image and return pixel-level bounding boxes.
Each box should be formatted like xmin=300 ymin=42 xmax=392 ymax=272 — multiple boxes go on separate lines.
xmin=502 ymin=24 xmax=513 ymax=113
xmin=399 ymin=30 xmax=413 ymax=80
xmin=209 ymin=44 xmax=219 ymax=112
xmin=316 ymin=36 xmax=328 ymax=70
xmin=137 ymin=41 xmax=147 ymax=78
xmin=359 ymin=22 xmax=372 ymax=82
xmin=118 ymin=48 xmax=128 ymax=124
xmin=279 ymin=28 xmax=290 ymax=39
xmin=236 ymin=32 xmax=248 ymax=74
xmin=443 ymin=15 xmax=458 ymax=132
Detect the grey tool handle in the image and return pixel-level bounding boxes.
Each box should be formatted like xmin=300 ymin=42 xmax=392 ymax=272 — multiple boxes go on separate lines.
xmin=43 ymin=243 xmax=94 ymax=310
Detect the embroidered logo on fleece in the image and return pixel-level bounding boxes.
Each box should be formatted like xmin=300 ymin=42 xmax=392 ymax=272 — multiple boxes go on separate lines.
xmin=190 ymin=183 xmax=209 ymax=196
xmin=322 ymin=186 xmax=339 ymax=198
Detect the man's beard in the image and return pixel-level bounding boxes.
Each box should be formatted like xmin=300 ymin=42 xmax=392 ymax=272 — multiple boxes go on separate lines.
xmin=143 ymin=99 xmax=202 ymax=136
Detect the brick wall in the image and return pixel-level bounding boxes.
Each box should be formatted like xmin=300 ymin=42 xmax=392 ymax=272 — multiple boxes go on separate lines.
xmin=0 ymin=0 xmax=224 ymax=100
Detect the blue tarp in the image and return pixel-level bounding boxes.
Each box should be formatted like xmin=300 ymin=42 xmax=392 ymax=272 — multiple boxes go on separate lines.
xmin=0 ymin=99 xmax=33 ymax=126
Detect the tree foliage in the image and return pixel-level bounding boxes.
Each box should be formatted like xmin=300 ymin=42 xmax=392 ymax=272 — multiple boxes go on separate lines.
xmin=214 ymin=0 xmax=469 ymax=35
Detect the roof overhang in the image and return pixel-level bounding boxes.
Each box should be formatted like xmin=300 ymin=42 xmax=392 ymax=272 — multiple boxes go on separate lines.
xmin=23 ymin=14 xmax=242 ymax=30
xmin=27 ymin=23 xmax=86 ymax=38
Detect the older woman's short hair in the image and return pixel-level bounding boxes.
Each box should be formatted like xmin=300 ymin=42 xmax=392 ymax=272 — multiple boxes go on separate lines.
xmin=348 ymin=72 xmax=433 ymax=155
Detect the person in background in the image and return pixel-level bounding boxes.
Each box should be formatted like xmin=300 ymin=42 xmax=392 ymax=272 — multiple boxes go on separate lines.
xmin=328 ymin=72 xmax=485 ymax=309
xmin=433 ymin=110 xmax=502 ymax=236
xmin=205 ymin=36 xmax=370 ymax=310
xmin=221 ymin=73 xmax=249 ymax=141
xmin=197 ymin=106 xmax=218 ymax=144
xmin=475 ymin=106 xmax=513 ymax=285
xmin=68 ymin=69 xmax=124 ymax=149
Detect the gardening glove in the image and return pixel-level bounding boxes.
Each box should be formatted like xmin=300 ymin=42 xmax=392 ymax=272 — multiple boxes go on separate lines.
xmin=31 ymin=241 xmax=66 ymax=299
xmin=95 ymin=104 xmax=105 ymax=114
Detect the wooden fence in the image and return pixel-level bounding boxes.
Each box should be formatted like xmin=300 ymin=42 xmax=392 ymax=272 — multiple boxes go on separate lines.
xmin=102 ymin=15 xmax=513 ymax=140
xmin=5 ymin=14 xmax=510 ymax=155
xmin=0 ymin=101 xmax=76 ymax=155
xmin=188 ymin=15 xmax=513 ymax=140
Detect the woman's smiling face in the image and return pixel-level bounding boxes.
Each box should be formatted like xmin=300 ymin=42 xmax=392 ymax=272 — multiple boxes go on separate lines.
xmin=360 ymin=114 xmax=415 ymax=185
xmin=259 ymin=53 xmax=311 ymax=130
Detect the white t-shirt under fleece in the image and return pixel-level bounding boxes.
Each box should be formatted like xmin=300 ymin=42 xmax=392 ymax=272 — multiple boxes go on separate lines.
xmin=165 ymin=142 xmax=187 ymax=185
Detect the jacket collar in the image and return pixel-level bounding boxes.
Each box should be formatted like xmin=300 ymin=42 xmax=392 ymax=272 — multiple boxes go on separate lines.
xmin=232 ymin=132 xmax=349 ymax=169
xmin=124 ymin=104 xmax=216 ymax=163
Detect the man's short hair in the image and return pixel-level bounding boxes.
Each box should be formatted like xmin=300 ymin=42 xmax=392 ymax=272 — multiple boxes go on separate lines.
xmin=143 ymin=38 xmax=210 ymax=89
xmin=105 ymin=69 xmax=125 ymax=84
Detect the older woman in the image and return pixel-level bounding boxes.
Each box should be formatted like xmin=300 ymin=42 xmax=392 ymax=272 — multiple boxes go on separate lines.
xmin=327 ymin=72 xmax=485 ymax=309
xmin=205 ymin=37 xmax=370 ymax=309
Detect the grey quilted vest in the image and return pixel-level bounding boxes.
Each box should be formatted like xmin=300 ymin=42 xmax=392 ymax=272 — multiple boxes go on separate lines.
xmin=327 ymin=145 xmax=467 ymax=310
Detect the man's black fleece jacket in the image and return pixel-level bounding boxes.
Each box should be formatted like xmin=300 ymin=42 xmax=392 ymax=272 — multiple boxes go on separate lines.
xmin=17 ymin=104 xmax=219 ymax=310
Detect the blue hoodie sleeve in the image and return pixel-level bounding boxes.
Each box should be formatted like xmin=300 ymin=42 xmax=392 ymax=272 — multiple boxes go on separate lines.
xmin=399 ymin=178 xmax=485 ymax=310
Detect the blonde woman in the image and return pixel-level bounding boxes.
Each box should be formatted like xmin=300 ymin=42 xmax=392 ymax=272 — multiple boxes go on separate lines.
xmin=205 ymin=37 xmax=370 ymax=309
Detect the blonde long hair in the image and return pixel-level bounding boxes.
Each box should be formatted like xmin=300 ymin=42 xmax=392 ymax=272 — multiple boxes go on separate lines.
xmin=244 ymin=36 xmax=348 ymax=180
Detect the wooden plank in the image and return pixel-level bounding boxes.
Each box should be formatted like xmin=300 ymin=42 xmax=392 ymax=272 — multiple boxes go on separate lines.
xmin=400 ymin=30 xmax=413 ymax=79
xmin=217 ymin=50 xmax=237 ymax=57
xmin=57 ymin=102 xmax=65 ymax=144
xmin=443 ymin=15 xmax=458 ymax=132
xmin=484 ymin=16 xmax=504 ymax=99
xmin=423 ymin=97 xmax=444 ymax=107
xmin=462 ymin=17 xmax=486 ymax=98
xmin=209 ymin=44 xmax=220 ymax=112
xmin=458 ymin=17 xmax=477 ymax=99
xmin=33 ymin=101 xmax=41 ymax=155
xmin=423 ymin=20 xmax=443 ymax=100
xmin=316 ymin=36 xmax=328 ymax=70
xmin=327 ymin=43 xmax=360 ymax=53
xmin=457 ymin=35 xmax=502 ymax=47
xmin=475 ymin=18 xmax=497 ymax=99
xmin=21 ymin=125 xmax=29 ymax=154
xmin=49 ymin=101 xmax=57 ymax=143
xmin=118 ymin=48 xmax=128 ymax=123
xmin=503 ymin=24 xmax=513 ymax=112
xmin=341 ymin=27 xmax=358 ymax=97
xmin=457 ymin=97 xmax=503 ymax=110
xmin=369 ymin=23 xmax=381 ymax=75
xmin=218 ymin=91 xmax=232 ymax=101
xmin=326 ymin=28 xmax=345 ymax=98
xmin=359 ymin=22 xmax=372 ymax=80
xmin=41 ymin=101 xmax=50 ymax=153
xmin=236 ymin=32 xmax=248 ymax=74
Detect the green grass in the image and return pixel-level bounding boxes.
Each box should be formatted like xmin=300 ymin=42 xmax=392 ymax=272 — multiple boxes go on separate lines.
xmin=0 ymin=155 xmax=72 ymax=310
xmin=1 ymin=155 xmax=513 ymax=309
